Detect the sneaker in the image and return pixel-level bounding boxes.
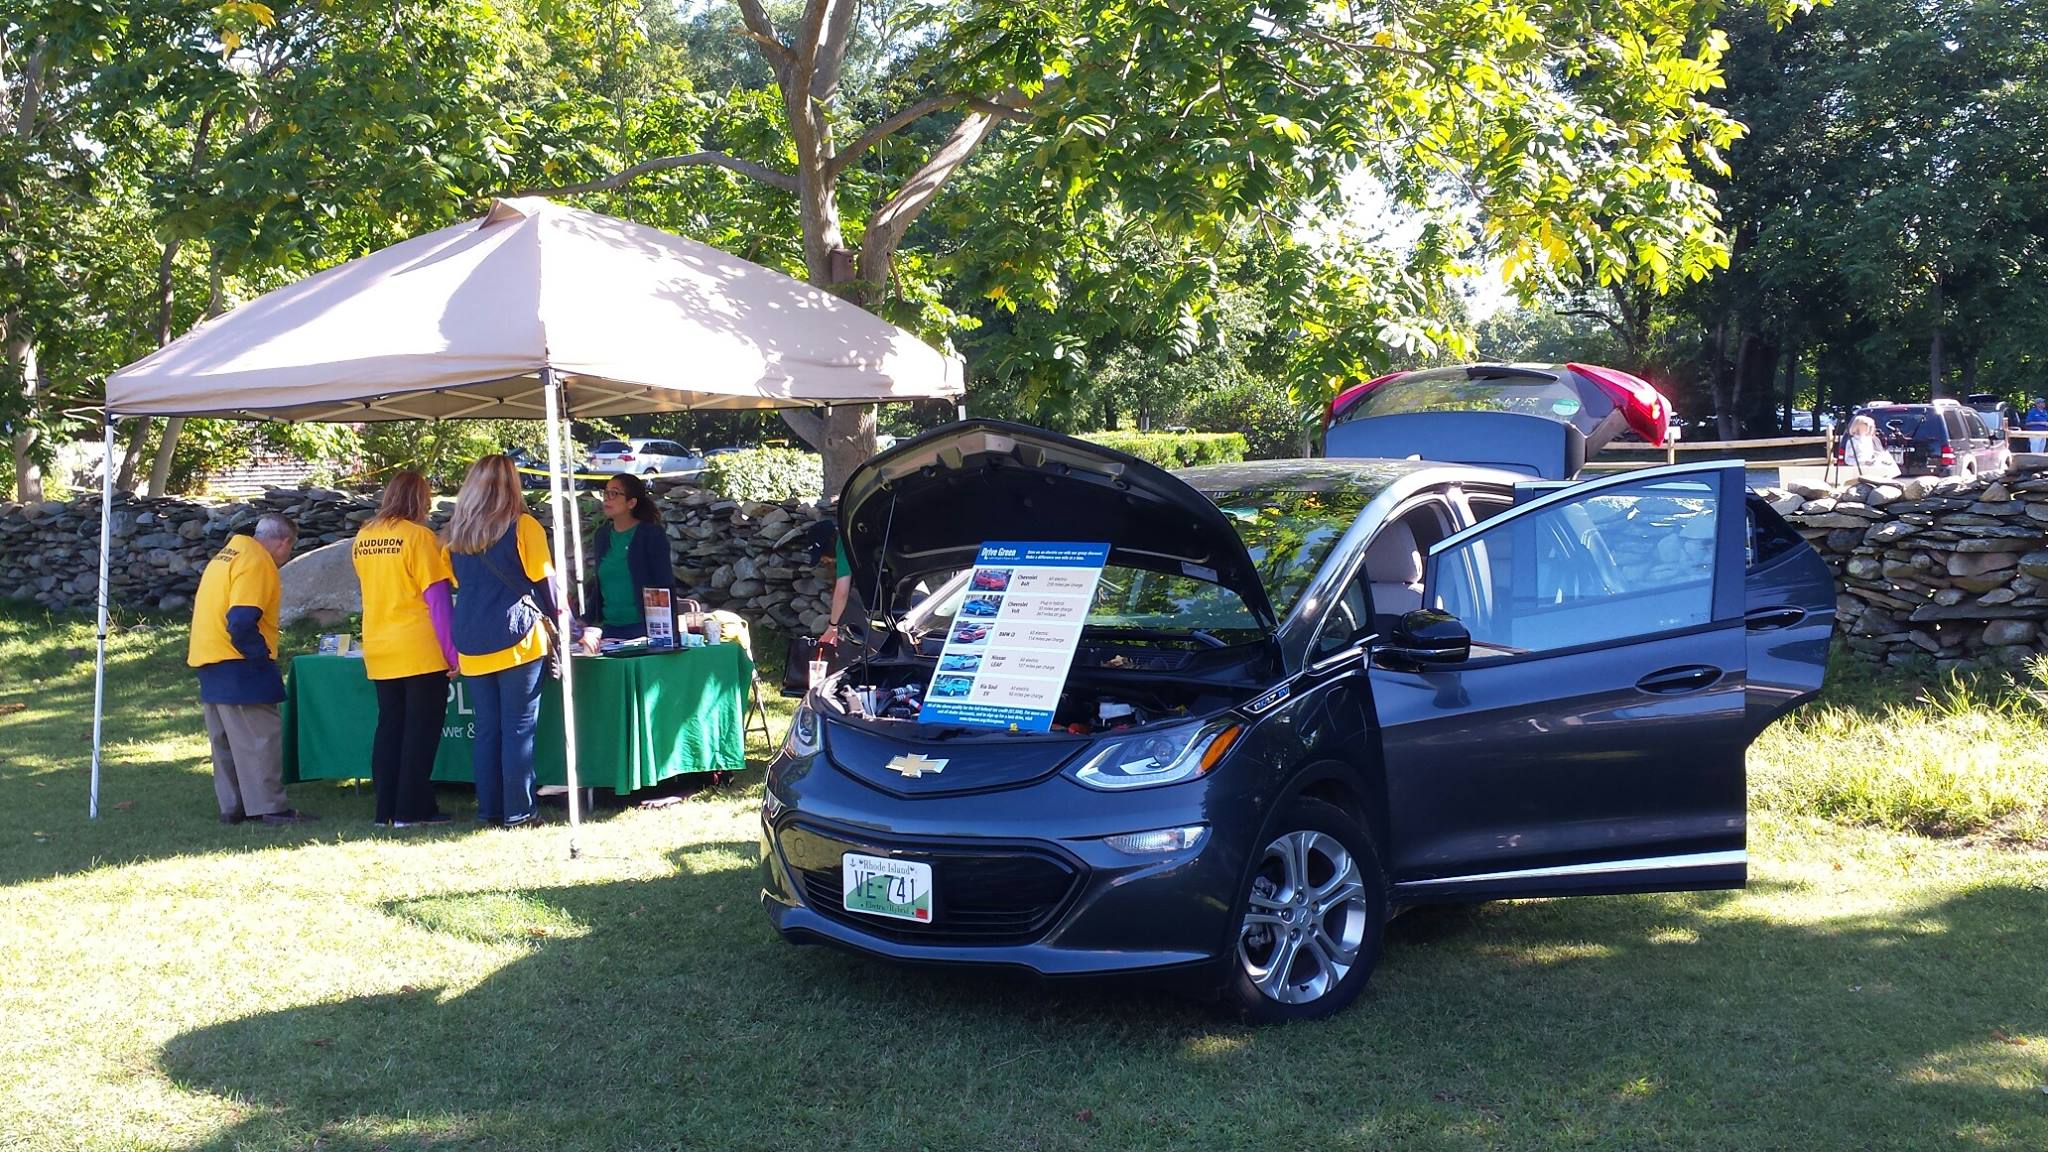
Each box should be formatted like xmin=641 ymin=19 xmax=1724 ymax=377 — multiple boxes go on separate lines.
xmin=259 ymin=809 xmax=320 ymax=826
xmin=219 ymin=811 xmax=247 ymax=825
xmin=500 ymin=812 xmax=545 ymax=829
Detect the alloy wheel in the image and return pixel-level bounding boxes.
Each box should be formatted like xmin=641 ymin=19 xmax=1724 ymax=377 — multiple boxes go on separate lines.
xmin=1236 ymin=829 xmax=1371 ymax=1004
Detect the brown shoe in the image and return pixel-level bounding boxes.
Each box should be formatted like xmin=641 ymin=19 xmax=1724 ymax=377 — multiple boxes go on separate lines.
xmin=258 ymin=809 xmax=319 ymax=826
xmin=219 ymin=811 xmax=247 ymax=825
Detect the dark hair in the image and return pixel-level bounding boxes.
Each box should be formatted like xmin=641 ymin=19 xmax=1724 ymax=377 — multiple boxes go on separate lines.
xmin=607 ymin=472 xmax=661 ymax=524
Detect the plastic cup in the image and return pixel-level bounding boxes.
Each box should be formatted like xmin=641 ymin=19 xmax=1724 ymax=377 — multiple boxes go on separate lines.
xmin=808 ymin=659 xmax=829 ymax=688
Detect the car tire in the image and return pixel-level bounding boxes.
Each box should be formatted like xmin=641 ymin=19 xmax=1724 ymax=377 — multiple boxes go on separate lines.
xmin=643 ymin=466 xmax=659 ymax=475
xmin=1220 ymin=797 xmax=1387 ymax=1023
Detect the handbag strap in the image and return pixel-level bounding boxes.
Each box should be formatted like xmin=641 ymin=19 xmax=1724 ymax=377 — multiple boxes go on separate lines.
xmin=475 ymin=540 xmax=551 ymax=624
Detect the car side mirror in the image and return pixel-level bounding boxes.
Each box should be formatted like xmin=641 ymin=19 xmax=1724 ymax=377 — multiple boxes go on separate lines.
xmin=1375 ymin=609 xmax=1470 ymax=667
xmin=1992 ymin=427 xmax=2008 ymax=442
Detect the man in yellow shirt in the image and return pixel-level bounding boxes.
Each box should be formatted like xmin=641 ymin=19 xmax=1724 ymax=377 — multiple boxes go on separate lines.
xmin=187 ymin=514 xmax=315 ymax=825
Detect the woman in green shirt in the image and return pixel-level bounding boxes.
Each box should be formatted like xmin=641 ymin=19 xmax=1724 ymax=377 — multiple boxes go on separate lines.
xmin=585 ymin=473 xmax=673 ymax=640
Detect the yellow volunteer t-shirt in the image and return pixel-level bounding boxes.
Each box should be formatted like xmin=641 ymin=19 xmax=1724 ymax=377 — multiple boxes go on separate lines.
xmin=187 ymin=535 xmax=281 ymax=668
xmin=352 ymin=518 xmax=455 ymax=681
xmin=455 ymin=515 xmax=555 ymax=677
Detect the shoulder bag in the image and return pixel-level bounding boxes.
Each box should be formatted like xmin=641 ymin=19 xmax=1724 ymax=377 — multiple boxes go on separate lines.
xmin=477 ymin=547 xmax=563 ymax=680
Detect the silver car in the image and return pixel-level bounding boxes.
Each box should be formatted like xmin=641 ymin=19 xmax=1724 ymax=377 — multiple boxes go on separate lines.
xmin=585 ymin=438 xmax=703 ymax=475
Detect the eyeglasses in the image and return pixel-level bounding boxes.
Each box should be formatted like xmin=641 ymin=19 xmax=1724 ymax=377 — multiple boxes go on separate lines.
xmin=603 ymin=488 xmax=626 ymax=498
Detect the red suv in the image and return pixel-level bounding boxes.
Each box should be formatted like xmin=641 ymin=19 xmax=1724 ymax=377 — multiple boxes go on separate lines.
xmin=1845 ymin=401 xmax=2010 ymax=480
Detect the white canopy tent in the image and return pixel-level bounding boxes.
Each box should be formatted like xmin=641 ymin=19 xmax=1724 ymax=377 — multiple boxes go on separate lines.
xmin=94 ymin=197 xmax=963 ymax=853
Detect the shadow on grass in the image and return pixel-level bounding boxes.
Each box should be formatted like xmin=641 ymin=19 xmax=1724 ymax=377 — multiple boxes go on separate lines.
xmin=156 ymin=850 xmax=2048 ymax=1151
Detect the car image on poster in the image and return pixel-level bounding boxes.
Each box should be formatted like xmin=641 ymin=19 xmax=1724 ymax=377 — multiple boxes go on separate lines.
xmin=918 ymin=541 xmax=1109 ymax=732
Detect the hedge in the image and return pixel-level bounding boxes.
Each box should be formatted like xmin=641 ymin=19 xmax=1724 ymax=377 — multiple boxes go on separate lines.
xmin=701 ymin=448 xmax=823 ymax=502
xmin=1077 ymin=430 xmax=1248 ymax=468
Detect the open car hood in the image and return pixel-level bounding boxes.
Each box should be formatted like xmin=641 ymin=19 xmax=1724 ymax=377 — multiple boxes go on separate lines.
xmin=837 ymin=420 xmax=1278 ymax=633
xmin=1324 ymin=363 xmax=1672 ymax=480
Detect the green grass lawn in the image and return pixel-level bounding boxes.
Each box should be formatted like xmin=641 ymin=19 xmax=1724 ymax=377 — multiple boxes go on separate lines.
xmin=1 ymin=602 xmax=2044 ymax=1151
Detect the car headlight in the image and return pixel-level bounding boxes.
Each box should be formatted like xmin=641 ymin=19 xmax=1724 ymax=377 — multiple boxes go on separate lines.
xmin=1071 ymin=720 xmax=1243 ymax=791
xmin=782 ymin=701 xmax=820 ymax=759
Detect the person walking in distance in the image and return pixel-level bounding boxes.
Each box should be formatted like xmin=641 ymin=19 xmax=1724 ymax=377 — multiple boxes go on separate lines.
xmin=188 ymin=513 xmax=315 ymax=825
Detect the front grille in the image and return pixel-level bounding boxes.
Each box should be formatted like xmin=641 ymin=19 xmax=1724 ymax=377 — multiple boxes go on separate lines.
xmin=780 ymin=821 xmax=1081 ymax=946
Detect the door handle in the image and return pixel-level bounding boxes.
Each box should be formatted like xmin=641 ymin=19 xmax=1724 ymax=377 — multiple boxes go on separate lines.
xmin=1745 ymin=606 xmax=1806 ymax=632
xmin=1636 ymin=665 xmax=1722 ymax=695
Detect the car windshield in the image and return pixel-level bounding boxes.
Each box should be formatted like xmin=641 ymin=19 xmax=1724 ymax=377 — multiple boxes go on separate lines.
xmin=906 ymin=460 xmax=1409 ymax=647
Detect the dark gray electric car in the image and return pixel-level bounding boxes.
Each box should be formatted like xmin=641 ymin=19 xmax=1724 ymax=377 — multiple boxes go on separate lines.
xmin=760 ymin=398 xmax=1833 ymax=1020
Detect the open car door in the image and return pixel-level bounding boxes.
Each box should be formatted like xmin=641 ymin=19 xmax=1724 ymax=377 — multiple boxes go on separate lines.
xmin=1325 ymin=363 xmax=1673 ymax=480
xmin=1370 ymin=462 xmax=1754 ymax=900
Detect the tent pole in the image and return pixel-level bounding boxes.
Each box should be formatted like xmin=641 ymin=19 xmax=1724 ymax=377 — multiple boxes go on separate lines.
xmin=560 ymin=384 xmax=588 ymax=616
xmin=540 ymin=369 xmax=584 ymax=858
xmin=89 ymin=415 xmax=118 ymax=820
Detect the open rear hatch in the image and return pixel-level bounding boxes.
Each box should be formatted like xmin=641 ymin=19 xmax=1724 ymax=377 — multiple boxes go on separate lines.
xmin=1324 ymin=363 xmax=1673 ymax=480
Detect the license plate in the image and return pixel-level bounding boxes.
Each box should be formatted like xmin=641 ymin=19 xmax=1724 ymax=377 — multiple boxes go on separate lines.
xmin=841 ymin=853 xmax=933 ymax=922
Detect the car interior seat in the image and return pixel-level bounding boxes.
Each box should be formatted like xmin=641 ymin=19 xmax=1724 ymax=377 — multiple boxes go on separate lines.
xmin=1363 ymin=519 xmax=1426 ymax=620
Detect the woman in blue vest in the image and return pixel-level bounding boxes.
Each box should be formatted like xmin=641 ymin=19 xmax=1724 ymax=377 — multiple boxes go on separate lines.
xmin=443 ymin=454 xmax=560 ymax=828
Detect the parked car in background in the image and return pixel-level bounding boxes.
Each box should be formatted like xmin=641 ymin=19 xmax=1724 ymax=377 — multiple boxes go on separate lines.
xmin=585 ymin=438 xmax=704 ymax=475
xmin=1843 ymin=400 xmax=2009 ymax=480
xmin=1965 ymin=393 xmax=2019 ymax=433
xmin=763 ymin=410 xmax=1833 ymax=1021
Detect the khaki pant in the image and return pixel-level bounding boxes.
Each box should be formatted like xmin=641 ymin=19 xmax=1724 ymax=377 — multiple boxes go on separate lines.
xmin=203 ymin=702 xmax=288 ymax=819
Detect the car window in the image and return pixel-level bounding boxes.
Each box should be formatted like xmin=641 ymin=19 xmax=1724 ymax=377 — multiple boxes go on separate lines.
xmin=1431 ymin=475 xmax=1719 ymax=656
xmin=1962 ymin=410 xmax=1989 ymax=439
xmin=592 ymin=440 xmax=630 ymax=454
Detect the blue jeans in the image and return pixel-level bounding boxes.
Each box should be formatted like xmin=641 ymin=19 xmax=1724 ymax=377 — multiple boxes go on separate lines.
xmin=468 ymin=659 xmax=543 ymax=824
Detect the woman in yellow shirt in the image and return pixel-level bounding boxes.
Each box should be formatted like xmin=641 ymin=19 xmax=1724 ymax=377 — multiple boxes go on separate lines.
xmin=351 ymin=471 xmax=458 ymax=827
xmin=444 ymin=455 xmax=561 ymax=828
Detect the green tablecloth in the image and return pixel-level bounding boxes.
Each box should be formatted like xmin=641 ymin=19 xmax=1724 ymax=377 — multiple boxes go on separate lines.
xmin=282 ymin=645 xmax=754 ymax=792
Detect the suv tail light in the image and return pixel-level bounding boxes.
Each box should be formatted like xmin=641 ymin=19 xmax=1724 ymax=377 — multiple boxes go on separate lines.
xmin=617 ymin=453 xmax=635 ymax=462
xmin=1939 ymin=443 xmax=1955 ymax=467
xmin=1569 ymin=363 xmax=1672 ymax=447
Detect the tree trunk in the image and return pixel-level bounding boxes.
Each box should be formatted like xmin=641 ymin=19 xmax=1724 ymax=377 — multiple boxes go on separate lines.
xmin=5 ymin=328 xmax=43 ymax=503
xmin=115 ymin=422 xmax=148 ymax=493
xmin=1927 ymin=279 xmax=1945 ymax=399
xmin=1780 ymin=342 xmax=1799 ymax=434
xmin=146 ymin=255 xmax=224 ymax=497
xmin=1958 ymin=350 xmax=1977 ymax=397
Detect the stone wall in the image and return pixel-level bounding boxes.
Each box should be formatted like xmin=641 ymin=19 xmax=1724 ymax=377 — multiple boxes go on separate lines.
xmin=1771 ymin=455 xmax=2048 ymax=673
xmin=0 ymin=483 xmax=836 ymax=633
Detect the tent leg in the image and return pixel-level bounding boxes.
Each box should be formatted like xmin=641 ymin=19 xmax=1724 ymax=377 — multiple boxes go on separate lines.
xmin=540 ymin=369 xmax=584 ymax=859
xmin=89 ymin=416 xmax=118 ymax=820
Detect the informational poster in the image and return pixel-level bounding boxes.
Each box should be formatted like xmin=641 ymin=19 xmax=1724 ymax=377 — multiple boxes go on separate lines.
xmin=642 ymin=587 xmax=676 ymax=649
xmin=919 ymin=541 xmax=1110 ymax=732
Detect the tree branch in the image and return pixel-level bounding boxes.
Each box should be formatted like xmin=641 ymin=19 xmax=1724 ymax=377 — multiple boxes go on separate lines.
xmin=735 ymin=0 xmax=793 ymax=75
xmin=812 ymin=0 xmax=858 ymax=101
xmin=860 ymin=98 xmax=1020 ymax=280
xmin=827 ymin=94 xmax=1029 ymax=180
xmin=792 ymin=0 xmax=832 ymax=99
xmin=827 ymin=93 xmax=965 ymax=177
xmin=509 ymin=151 xmax=798 ymax=197
xmin=1558 ymin=307 xmax=1629 ymax=341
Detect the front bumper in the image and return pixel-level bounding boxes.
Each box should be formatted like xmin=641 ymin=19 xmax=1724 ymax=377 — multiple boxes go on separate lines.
xmin=758 ymin=789 xmax=1243 ymax=979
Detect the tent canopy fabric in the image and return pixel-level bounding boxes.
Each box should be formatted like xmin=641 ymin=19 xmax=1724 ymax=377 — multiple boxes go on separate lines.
xmin=106 ymin=197 xmax=964 ymax=422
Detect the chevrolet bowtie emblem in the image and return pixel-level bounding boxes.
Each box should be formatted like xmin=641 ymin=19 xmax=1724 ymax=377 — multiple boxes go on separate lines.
xmin=885 ymin=753 xmax=949 ymax=779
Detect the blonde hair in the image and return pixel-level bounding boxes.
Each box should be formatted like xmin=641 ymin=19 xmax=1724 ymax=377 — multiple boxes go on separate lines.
xmin=442 ymin=455 xmax=526 ymax=554
xmin=370 ymin=470 xmax=432 ymax=528
xmin=1848 ymin=414 xmax=1877 ymax=438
